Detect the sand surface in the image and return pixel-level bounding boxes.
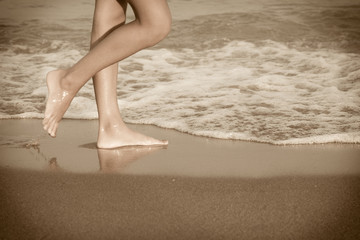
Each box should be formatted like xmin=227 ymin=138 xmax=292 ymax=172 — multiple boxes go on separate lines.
xmin=0 ymin=119 xmax=360 ymax=239
xmin=1 ymin=168 xmax=360 ymax=240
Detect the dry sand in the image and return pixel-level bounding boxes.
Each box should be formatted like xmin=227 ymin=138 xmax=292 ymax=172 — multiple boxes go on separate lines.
xmin=0 ymin=119 xmax=360 ymax=239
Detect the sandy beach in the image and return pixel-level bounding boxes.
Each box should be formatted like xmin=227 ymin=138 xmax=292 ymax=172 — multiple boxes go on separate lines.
xmin=1 ymin=0 xmax=360 ymax=238
xmin=0 ymin=119 xmax=360 ymax=239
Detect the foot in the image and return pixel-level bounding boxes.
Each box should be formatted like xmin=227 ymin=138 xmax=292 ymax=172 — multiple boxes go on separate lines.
xmin=42 ymin=70 xmax=74 ymax=137
xmin=97 ymin=123 xmax=168 ymax=149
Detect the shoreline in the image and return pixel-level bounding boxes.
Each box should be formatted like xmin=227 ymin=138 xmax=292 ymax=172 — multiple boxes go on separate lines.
xmin=1 ymin=117 xmax=359 ymax=145
xmin=0 ymin=119 xmax=359 ymax=176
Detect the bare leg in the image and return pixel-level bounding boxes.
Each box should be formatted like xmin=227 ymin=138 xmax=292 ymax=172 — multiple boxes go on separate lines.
xmin=91 ymin=0 xmax=167 ymax=149
xmin=43 ymin=0 xmax=171 ymax=147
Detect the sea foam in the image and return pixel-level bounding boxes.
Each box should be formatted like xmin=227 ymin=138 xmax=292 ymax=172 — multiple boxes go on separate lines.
xmin=109 ymin=41 xmax=360 ymax=144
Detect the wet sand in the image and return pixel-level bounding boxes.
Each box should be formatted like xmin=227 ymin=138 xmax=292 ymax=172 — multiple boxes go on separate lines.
xmin=0 ymin=119 xmax=360 ymax=239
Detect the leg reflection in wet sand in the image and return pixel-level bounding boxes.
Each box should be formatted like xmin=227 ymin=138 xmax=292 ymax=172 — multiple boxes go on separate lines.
xmin=47 ymin=157 xmax=63 ymax=172
xmin=41 ymin=143 xmax=164 ymax=173
xmin=97 ymin=146 xmax=164 ymax=173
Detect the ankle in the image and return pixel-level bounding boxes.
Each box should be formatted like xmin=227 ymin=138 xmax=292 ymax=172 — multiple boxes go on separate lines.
xmin=99 ymin=112 xmax=125 ymax=127
xmin=99 ymin=119 xmax=126 ymax=133
xmin=59 ymin=74 xmax=74 ymax=92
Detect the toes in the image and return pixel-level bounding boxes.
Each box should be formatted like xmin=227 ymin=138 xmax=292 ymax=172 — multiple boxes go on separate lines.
xmin=156 ymin=140 xmax=168 ymax=146
xmin=147 ymin=138 xmax=168 ymax=146
xmin=48 ymin=124 xmax=55 ymax=137
xmin=43 ymin=116 xmax=52 ymax=131
xmin=161 ymin=140 xmax=169 ymax=145
xmin=46 ymin=121 xmax=54 ymax=136
xmin=44 ymin=117 xmax=58 ymax=138
xmin=48 ymin=121 xmax=58 ymax=138
xmin=154 ymin=137 xmax=168 ymax=145
xmin=52 ymin=122 xmax=59 ymax=137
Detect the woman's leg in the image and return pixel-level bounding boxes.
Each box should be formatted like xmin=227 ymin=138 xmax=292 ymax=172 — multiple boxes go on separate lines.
xmin=91 ymin=0 xmax=167 ymax=148
xmin=43 ymin=0 xmax=171 ymax=147
xmin=90 ymin=0 xmax=128 ymax=148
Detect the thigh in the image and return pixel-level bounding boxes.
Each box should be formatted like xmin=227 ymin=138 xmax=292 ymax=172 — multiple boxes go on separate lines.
xmin=126 ymin=0 xmax=171 ymax=24
xmin=93 ymin=0 xmax=128 ymax=26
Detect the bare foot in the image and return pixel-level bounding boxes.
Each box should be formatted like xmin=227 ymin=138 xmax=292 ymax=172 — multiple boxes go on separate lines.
xmin=97 ymin=124 xmax=168 ymax=149
xmin=42 ymin=70 xmax=74 ymax=137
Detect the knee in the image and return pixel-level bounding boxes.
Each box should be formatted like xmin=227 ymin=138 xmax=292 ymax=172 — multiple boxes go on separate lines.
xmin=141 ymin=15 xmax=172 ymax=47
xmin=92 ymin=10 xmax=126 ymax=44
xmin=100 ymin=11 xmax=126 ymax=30
xmin=108 ymin=7 xmax=127 ymax=26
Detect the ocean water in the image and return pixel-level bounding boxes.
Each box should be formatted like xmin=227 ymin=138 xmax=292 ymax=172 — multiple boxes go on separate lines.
xmin=0 ymin=0 xmax=360 ymax=144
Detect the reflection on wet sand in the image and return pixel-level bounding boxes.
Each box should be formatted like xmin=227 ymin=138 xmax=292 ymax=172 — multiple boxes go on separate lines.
xmin=42 ymin=143 xmax=165 ymax=173
xmin=97 ymin=146 xmax=165 ymax=173
xmin=47 ymin=157 xmax=63 ymax=171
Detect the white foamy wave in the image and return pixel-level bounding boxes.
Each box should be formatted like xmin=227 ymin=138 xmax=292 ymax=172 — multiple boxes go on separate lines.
xmin=65 ymin=96 xmax=98 ymax=119
xmin=111 ymin=40 xmax=360 ymax=144
xmin=1 ymin=113 xmax=44 ymax=119
xmin=1 ymin=38 xmax=359 ymax=144
xmin=0 ymin=44 xmax=84 ymax=116
xmin=2 ymin=1 xmax=360 ymax=145
xmin=276 ymin=133 xmax=360 ymax=145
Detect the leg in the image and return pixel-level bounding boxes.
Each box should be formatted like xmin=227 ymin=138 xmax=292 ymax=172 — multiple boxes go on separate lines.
xmin=90 ymin=0 xmax=128 ymax=147
xmin=43 ymin=0 xmax=171 ymax=145
xmin=91 ymin=0 xmax=127 ymax=126
xmin=91 ymin=0 xmax=167 ymax=148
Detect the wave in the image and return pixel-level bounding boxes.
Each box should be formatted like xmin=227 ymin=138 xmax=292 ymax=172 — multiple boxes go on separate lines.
xmin=1 ymin=9 xmax=360 ymax=145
